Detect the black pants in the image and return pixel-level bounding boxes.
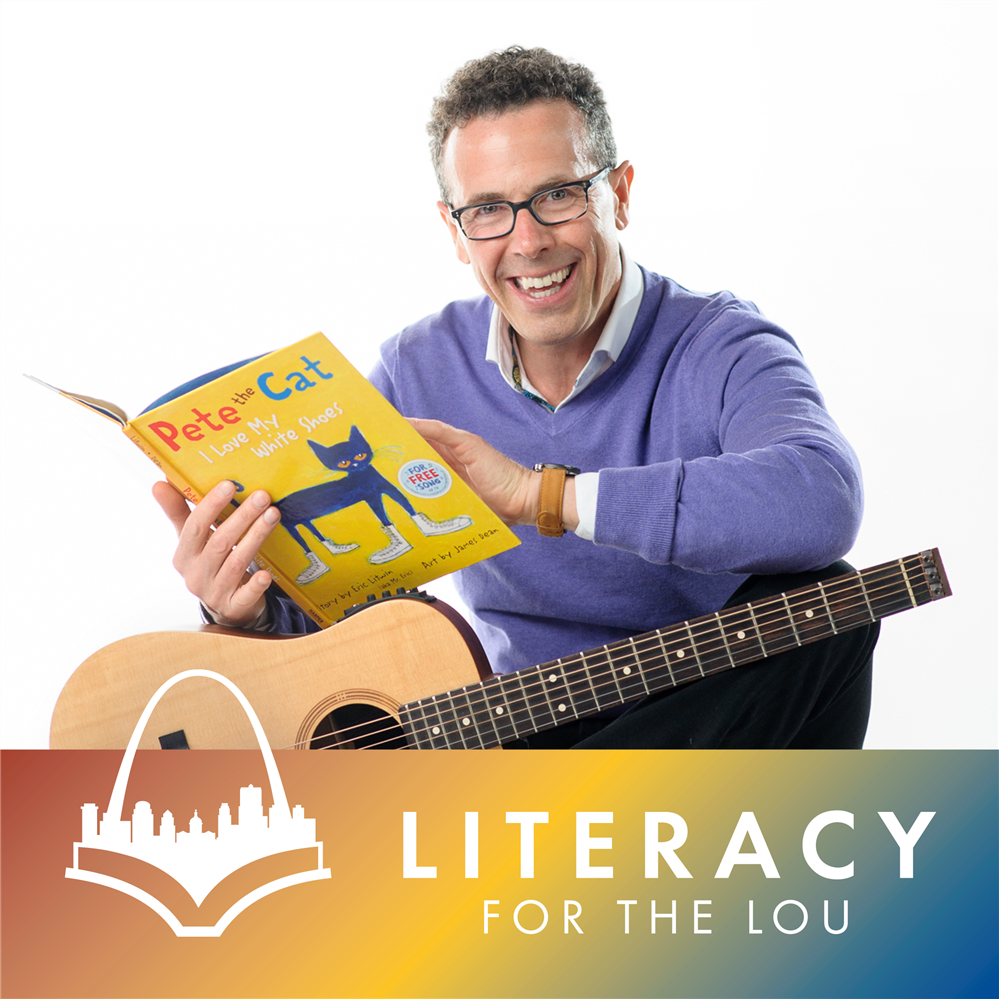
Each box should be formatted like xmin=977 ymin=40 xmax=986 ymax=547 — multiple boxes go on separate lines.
xmin=508 ymin=560 xmax=879 ymax=750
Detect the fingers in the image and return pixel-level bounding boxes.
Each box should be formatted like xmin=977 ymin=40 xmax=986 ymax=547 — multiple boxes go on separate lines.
xmin=406 ymin=418 xmax=535 ymax=525
xmin=157 ymin=478 xmax=282 ymax=627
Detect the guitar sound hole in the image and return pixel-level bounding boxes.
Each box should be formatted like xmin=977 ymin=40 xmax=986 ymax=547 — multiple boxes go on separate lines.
xmin=310 ymin=703 xmax=407 ymax=750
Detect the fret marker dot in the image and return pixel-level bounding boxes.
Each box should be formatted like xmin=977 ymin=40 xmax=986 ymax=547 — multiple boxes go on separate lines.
xmin=676 ymin=650 xmax=685 ymax=658
xmin=549 ymin=674 xmax=558 ymax=683
xmin=558 ymin=704 xmax=567 ymax=712
xmin=495 ymin=707 xmax=504 ymax=715
xmin=623 ymin=666 xmax=632 ymax=675
xmin=805 ymin=609 xmax=814 ymax=618
xmin=737 ymin=631 xmax=746 ymax=640
xmin=432 ymin=726 xmax=441 ymax=735
xmin=462 ymin=718 xmax=470 ymax=726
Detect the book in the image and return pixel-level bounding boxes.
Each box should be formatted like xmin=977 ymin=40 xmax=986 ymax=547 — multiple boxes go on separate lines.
xmin=29 ymin=333 xmax=519 ymax=626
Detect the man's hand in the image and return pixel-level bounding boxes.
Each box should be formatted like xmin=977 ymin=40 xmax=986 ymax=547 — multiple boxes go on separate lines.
xmin=406 ymin=418 xmax=578 ymax=531
xmin=152 ymin=479 xmax=281 ymax=627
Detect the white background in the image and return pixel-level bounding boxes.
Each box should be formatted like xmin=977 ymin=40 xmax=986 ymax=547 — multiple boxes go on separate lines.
xmin=1 ymin=0 xmax=995 ymax=749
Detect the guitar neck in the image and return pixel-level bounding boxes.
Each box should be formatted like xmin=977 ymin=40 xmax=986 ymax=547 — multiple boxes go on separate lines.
xmin=399 ymin=549 xmax=950 ymax=750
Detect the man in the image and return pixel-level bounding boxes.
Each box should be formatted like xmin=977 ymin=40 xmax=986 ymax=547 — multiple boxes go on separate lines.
xmin=155 ymin=47 xmax=877 ymax=748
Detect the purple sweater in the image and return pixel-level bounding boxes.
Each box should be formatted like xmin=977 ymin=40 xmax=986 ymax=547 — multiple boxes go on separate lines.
xmin=268 ymin=267 xmax=862 ymax=676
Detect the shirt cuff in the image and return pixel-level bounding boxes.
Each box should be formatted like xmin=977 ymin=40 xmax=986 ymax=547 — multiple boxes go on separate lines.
xmin=200 ymin=602 xmax=272 ymax=632
xmin=573 ymin=471 xmax=600 ymax=540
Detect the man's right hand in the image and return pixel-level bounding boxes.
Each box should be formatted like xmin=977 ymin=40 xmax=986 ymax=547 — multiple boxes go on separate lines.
xmin=152 ymin=479 xmax=281 ymax=628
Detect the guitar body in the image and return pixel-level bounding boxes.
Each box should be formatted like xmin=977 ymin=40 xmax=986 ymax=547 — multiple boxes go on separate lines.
xmin=50 ymin=597 xmax=491 ymax=750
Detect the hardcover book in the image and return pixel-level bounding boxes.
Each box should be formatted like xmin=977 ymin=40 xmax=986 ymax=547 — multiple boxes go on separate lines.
xmin=31 ymin=333 xmax=519 ymax=626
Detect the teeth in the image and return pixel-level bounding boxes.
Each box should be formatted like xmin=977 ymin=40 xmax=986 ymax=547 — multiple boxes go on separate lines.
xmin=516 ymin=266 xmax=571 ymax=291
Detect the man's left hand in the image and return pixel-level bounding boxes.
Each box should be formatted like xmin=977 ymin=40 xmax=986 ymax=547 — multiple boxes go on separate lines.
xmin=407 ymin=418 xmax=579 ymax=532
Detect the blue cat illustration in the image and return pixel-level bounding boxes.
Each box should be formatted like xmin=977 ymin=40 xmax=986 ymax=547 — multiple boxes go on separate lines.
xmin=275 ymin=424 xmax=472 ymax=584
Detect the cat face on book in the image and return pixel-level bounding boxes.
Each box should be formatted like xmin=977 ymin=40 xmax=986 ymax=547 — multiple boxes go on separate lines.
xmin=307 ymin=425 xmax=372 ymax=473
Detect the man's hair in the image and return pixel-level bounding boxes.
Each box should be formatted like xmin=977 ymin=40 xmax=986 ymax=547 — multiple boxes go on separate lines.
xmin=428 ymin=46 xmax=617 ymax=205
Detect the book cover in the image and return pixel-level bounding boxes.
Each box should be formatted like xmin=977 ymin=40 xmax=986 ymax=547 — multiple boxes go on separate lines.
xmin=31 ymin=333 xmax=519 ymax=626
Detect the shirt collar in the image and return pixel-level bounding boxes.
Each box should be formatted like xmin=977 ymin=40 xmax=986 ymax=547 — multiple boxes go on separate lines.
xmin=485 ymin=247 xmax=644 ymax=411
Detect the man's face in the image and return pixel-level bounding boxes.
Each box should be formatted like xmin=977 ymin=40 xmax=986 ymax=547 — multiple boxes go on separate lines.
xmin=439 ymin=101 xmax=633 ymax=353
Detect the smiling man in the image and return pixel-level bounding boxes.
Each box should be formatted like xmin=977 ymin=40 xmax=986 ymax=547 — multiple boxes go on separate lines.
xmin=158 ymin=47 xmax=878 ymax=749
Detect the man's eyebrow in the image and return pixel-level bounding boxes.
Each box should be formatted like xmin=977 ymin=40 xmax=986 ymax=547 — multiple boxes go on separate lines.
xmin=462 ymin=176 xmax=580 ymax=206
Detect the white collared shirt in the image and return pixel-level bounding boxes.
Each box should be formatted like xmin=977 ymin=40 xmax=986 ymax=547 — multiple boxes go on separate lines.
xmin=485 ymin=249 xmax=644 ymax=540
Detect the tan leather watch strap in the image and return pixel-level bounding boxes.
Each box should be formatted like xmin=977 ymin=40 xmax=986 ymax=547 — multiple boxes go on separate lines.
xmin=533 ymin=463 xmax=579 ymax=537
xmin=537 ymin=466 xmax=567 ymax=537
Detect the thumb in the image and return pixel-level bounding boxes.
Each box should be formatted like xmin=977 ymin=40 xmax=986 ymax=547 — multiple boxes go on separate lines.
xmin=152 ymin=480 xmax=191 ymax=538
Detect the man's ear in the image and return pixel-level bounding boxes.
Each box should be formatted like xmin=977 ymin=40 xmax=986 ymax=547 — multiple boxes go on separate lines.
xmin=611 ymin=161 xmax=635 ymax=232
xmin=438 ymin=201 xmax=470 ymax=265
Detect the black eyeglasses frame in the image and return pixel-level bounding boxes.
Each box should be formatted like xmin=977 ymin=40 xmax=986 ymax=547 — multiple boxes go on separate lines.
xmin=448 ymin=165 xmax=614 ymax=241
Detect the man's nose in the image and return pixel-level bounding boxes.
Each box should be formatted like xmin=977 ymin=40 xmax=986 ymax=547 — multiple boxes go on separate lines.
xmin=508 ymin=205 xmax=556 ymax=255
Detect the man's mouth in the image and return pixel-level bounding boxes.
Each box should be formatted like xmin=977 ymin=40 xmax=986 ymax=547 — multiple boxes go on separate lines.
xmin=513 ymin=265 xmax=573 ymax=298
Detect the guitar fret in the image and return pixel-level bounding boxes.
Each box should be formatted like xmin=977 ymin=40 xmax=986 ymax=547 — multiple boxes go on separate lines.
xmin=683 ymin=622 xmax=706 ymax=676
xmin=542 ymin=663 xmax=576 ymax=723
xmin=817 ymin=581 xmax=838 ymax=633
xmin=438 ymin=693 xmax=470 ymax=749
xmin=714 ymin=612 xmax=737 ymax=667
xmin=502 ymin=670 xmax=536 ymax=739
xmin=782 ymin=593 xmax=803 ymax=645
xmin=609 ymin=642 xmax=650 ymax=700
xmin=525 ymin=665 xmax=561 ymax=731
xmin=857 ymin=571 xmax=876 ymax=622
xmin=565 ymin=656 xmax=600 ymax=719
xmin=399 ymin=705 xmax=427 ymax=749
xmin=481 ymin=675 xmax=517 ymax=745
xmin=862 ymin=563 xmax=910 ymax=620
xmin=630 ymin=632 xmax=674 ymax=694
xmin=463 ymin=683 xmax=500 ymax=749
xmin=747 ymin=604 xmax=768 ymax=656
xmin=602 ymin=648 xmax=626 ymax=703
xmin=898 ymin=558 xmax=918 ymax=609
xmin=718 ymin=606 xmax=767 ymax=666
xmin=654 ymin=634 xmax=677 ymax=686
xmin=578 ymin=648 xmax=624 ymax=713
xmin=421 ymin=696 xmax=452 ymax=750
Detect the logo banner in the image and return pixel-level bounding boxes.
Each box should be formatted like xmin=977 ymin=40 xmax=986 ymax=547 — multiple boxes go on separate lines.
xmin=1 ymin=750 xmax=996 ymax=998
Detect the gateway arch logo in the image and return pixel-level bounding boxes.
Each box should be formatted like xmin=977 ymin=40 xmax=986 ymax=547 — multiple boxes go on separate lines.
xmin=65 ymin=669 xmax=331 ymax=937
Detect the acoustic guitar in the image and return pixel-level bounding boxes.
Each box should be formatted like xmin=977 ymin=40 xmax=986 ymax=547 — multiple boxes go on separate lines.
xmin=50 ymin=549 xmax=950 ymax=751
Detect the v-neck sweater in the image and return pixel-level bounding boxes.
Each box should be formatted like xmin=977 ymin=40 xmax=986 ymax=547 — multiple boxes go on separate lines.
xmin=367 ymin=266 xmax=862 ymax=676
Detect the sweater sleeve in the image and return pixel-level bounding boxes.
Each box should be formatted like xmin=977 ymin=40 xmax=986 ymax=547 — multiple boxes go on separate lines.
xmin=594 ymin=318 xmax=863 ymax=575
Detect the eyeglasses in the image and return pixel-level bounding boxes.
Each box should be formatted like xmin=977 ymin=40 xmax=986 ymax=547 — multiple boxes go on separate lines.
xmin=449 ymin=165 xmax=613 ymax=240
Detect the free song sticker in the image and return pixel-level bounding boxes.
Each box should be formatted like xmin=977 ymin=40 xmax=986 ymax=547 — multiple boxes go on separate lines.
xmin=398 ymin=459 xmax=452 ymax=498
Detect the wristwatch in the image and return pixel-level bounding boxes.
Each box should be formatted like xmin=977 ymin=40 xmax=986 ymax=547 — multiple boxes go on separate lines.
xmin=532 ymin=463 xmax=580 ymax=537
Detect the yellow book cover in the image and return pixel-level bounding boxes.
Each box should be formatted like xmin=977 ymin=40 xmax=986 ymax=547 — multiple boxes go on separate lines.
xmin=31 ymin=333 xmax=519 ymax=625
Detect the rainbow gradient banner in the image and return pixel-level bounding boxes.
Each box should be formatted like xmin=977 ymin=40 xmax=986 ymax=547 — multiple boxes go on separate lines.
xmin=2 ymin=749 xmax=996 ymax=998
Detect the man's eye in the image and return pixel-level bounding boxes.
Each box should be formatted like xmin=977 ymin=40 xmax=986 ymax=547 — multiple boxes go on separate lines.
xmin=538 ymin=187 xmax=570 ymax=204
xmin=468 ymin=203 xmax=501 ymax=219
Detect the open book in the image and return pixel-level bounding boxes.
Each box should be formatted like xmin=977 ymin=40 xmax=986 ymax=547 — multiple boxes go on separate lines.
xmin=30 ymin=333 xmax=518 ymax=625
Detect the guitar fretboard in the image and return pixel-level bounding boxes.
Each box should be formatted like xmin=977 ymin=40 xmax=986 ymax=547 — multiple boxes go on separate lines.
xmin=398 ymin=549 xmax=949 ymax=749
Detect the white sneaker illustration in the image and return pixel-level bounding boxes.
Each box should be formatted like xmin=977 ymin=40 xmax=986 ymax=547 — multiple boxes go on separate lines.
xmin=368 ymin=523 xmax=412 ymax=564
xmin=411 ymin=512 xmax=472 ymax=535
xmin=296 ymin=550 xmax=330 ymax=584
xmin=321 ymin=539 xmax=359 ymax=556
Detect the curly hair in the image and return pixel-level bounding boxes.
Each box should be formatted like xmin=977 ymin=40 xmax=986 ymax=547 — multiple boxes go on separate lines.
xmin=428 ymin=46 xmax=617 ymax=204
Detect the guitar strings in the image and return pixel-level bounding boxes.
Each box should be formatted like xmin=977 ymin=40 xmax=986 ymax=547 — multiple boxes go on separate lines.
xmin=279 ymin=557 xmax=931 ymax=751
xmin=292 ymin=563 xmax=924 ymax=752
xmin=287 ymin=561 xmax=927 ymax=751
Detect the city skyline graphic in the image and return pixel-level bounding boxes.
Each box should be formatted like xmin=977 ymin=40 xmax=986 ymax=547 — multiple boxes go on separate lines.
xmin=65 ymin=669 xmax=331 ymax=937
